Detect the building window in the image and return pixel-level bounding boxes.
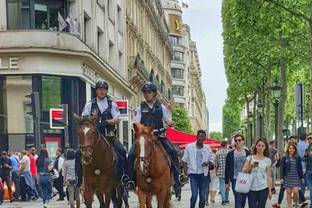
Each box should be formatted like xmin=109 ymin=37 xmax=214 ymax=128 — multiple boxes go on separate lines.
xmin=41 ymin=76 xmax=61 ymax=111
xmin=149 ymin=69 xmax=154 ymax=82
xmin=97 ymin=27 xmax=104 ymax=57
xmin=169 ymin=35 xmax=179 ymax=45
xmin=160 ymin=81 xmax=165 ymax=93
xmin=7 ymin=0 xmax=67 ymax=30
xmin=109 ymin=40 xmax=115 ymax=66
xmin=84 ymin=13 xmax=91 ymax=46
xmin=171 ymin=68 xmax=184 ymax=79
xmin=108 ymin=0 xmax=115 ymax=22
xmin=117 ymin=5 xmax=123 ymax=34
xmin=172 ymin=85 xmax=184 ymax=96
xmin=173 ymin=51 xmax=184 ymax=62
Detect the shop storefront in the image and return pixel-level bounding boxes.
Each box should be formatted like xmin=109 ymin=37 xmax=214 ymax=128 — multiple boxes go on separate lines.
xmin=0 ymin=54 xmax=133 ymax=153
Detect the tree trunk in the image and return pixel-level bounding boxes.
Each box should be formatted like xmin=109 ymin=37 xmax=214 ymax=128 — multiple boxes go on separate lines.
xmin=308 ymin=21 xmax=312 ymax=132
xmin=264 ymin=71 xmax=272 ymax=139
xmin=278 ymin=57 xmax=287 ymax=151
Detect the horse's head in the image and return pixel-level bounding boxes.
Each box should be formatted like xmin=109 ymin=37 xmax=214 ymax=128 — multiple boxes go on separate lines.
xmin=133 ymin=123 xmax=156 ymax=175
xmin=74 ymin=114 xmax=99 ymax=165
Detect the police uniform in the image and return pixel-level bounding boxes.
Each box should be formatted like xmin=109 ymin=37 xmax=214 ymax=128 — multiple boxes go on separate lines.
xmin=82 ymin=96 xmax=130 ymax=182
xmin=128 ymin=99 xmax=181 ymax=187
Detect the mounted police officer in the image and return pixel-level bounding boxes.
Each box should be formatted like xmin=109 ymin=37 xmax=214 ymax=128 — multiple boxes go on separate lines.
xmin=128 ymin=81 xmax=181 ymax=190
xmin=81 ymin=80 xmax=132 ymax=187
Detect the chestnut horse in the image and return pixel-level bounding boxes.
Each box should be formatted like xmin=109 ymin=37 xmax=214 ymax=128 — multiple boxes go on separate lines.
xmin=75 ymin=115 xmax=123 ymax=208
xmin=134 ymin=123 xmax=171 ymax=208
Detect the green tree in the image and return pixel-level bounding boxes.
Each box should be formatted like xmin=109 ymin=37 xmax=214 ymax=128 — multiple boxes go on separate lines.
xmin=172 ymin=105 xmax=193 ymax=133
xmin=210 ymin=132 xmax=222 ymax=140
xmin=222 ymin=100 xmax=242 ymax=140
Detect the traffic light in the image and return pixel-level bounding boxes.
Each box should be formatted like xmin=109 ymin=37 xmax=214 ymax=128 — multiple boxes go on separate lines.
xmin=25 ymin=92 xmax=40 ymax=119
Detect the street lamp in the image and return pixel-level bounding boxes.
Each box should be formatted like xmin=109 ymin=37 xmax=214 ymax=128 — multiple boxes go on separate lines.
xmin=257 ymin=102 xmax=264 ymax=137
xmin=272 ymin=79 xmax=281 ymax=149
xmin=248 ymin=112 xmax=253 ymax=146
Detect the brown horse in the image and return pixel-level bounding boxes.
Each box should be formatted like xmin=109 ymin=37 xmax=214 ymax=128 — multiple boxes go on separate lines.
xmin=75 ymin=114 xmax=123 ymax=208
xmin=133 ymin=123 xmax=172 ymax=208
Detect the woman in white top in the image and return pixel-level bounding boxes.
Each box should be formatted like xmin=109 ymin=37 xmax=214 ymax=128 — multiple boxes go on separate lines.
xmin=242 ymin=138 xmax=272 ymax=208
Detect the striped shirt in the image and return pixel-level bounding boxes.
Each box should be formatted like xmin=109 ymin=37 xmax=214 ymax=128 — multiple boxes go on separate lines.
xmin=216 ymin=148 xmax=228 ymax=178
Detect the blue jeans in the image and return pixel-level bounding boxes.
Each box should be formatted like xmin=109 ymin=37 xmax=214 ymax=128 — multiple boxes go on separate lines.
xmin=189 ymin=174 xmax=208 ymax=208
xmin=299 ymin=174 xmax=307 ymax=203
xmin=247 ymin=188 xmax=268 ymax=208
xmin=306 ymin=171 xmax=312 ymax=207
xmin=232 ymin=179 xmax=247 ymax=208
xmin=219 ymin=177 xmax=229 ymax=202
xmin=39 ymin=174 xmax=52 ymax=204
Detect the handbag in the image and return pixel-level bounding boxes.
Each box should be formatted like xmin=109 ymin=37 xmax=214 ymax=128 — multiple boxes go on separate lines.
xmin=235 ymin=172 xmax=253 ymax=193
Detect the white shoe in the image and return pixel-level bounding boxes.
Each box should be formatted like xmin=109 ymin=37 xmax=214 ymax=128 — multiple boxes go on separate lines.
xmin=43 ymin=202 xmax=47 ymax=208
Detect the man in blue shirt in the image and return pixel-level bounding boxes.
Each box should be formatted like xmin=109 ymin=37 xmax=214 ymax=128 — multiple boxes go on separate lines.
xmin=9 ymin=151 xmax=20 ymax=201
xmin=0 ymin=151 xmax=13 ymax=202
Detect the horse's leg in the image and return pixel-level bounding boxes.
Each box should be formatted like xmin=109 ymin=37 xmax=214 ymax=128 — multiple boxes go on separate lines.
xmin=95 ymin=191 xmax=104 ymax=208
xmin=164 ymin=188 xmax=171 ymax=208
xmin=156 ymin=189 xmax=169 ymax=208
xmin=104 ymin=191 xmax=112 ymax=208
xmin=84 ymin=185 xmax=94 ymax=208
xmin=146 ymin=193 xmax=153 ymax=208
xmin=114 ymin=185 xmax=123 ymax=208
xmin=137 ymin=187 xmax=147 ymax=208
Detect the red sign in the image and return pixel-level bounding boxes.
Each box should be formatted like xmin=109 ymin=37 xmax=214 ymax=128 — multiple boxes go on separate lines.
xmin=50 ymin=108 xmax=65 ymax=129
xmin=116 ymin=100 xmax=128 ymax=120
xmin=51 ymin=109 xmax=64 ymax=120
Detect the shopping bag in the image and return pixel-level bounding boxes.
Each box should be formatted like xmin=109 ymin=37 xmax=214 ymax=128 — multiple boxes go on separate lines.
xmin=235 ymin=172 xmax=253 ymax=193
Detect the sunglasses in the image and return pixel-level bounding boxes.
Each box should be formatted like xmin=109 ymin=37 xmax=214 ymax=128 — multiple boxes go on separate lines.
xmin=307 ymin=137 xmax=312 ymax=140
xmin=235 ymin=139 xmax=242 ymax=143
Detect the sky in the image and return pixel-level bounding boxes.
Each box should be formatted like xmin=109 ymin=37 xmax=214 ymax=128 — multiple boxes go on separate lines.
xmin=182 ymin=0 xmax=228 ymax=133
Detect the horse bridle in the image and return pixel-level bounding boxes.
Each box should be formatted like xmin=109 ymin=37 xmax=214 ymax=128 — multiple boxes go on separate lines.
xmin=135 ymin=140 xmax=156 ymax=176
xmin=79 ymin=121 xmax=102 ymax=165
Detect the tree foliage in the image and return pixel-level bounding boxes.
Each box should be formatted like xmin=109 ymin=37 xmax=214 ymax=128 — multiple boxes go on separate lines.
xmin=172 ymin=105 xmax=193 ymax=133
xmin=210 ymin=131 xmax=223 ymax=141
xmin=222 ymin=0 xmax=312 ymax=144
xmin=222 ymin=99 xmax=242 ymax=140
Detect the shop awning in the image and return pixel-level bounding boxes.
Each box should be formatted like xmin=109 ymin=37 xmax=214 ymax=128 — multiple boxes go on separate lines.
xmin=166 ymin=127 xmax=221 ymax=148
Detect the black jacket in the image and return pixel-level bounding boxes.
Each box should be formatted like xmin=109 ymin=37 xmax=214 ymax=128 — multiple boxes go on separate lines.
xmin=280 ymin=156 xmax=303 ymax=179
xmin=225 ymin=149 xmax=250 ymax=184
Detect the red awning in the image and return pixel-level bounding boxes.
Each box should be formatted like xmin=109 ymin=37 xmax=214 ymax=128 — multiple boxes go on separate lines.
xmin=166 ymin=127 xmax=221 ymax=148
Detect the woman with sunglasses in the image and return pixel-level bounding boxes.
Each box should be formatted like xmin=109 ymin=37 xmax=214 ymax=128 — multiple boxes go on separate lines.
xmin=225 ymin=133 xmax=250 ymax=208
xmin=242 ymin=138 xmax=272 ymax=208
xmin=304 ymin=132 xmax=312 ymax=207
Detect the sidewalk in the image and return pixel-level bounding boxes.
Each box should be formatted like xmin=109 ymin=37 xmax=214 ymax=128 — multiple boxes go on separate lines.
xmin=1 ymin=184 xmax=308 ymax=207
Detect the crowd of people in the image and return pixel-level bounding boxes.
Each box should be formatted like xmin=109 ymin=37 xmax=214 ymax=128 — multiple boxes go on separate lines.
xmin=182 ymin=130 xmax=312 ymax=208
xmin=0 ymin=147 xmax=82 ymax=208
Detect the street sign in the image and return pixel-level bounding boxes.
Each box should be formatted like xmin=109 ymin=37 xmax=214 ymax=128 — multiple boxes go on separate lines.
xmin=50 ymin=108 xmax=66 ymax=129
xmin=116 ymin=100 xmax=128 ymax=120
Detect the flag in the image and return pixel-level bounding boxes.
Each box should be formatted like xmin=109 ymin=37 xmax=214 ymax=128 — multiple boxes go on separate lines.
xmin=58 ymin=12 xmax=67 ymax=32
xmin=66 ymin=15 xmax=74 ymax=33
xmin=182 ymin=2 xmax=189 ymax=9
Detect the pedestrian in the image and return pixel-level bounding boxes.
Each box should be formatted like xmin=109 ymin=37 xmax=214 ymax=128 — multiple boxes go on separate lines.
xmin=273 ymin=135 xmax=301 ymax=208
xmin=27 ymin=149 xmax=39 ymax=199
xmin=53 ymin=148 xmax=65 ymax=201
xmin=19 ymin=150 xmax=37 ymax=201
xmin=242 ymin=138 xmax=272 ymax=208
xmin=208 ymin=148 xmax=218 ymax=204
xmin=225 ymin=133 xmax=250 ymax=208
xmin=0 ymin=151 xmax=13 ymax=202
xmin=8 ymin=151 xmax=20 ymax=201
xmin=182 ymin=130 xmax=212 ymax=208
xmin=304 ymin=132 xmax=312 ymax=208
xmin=0 ymin=176 xmax=3 ymax=205
xmin=268 ymin=141 xmax=279 ymax=194
xmin=216 ymin=140 xmax=230 ymax=205
xmin=36 ymin=149 xmax=52 ymax=208
xmin=280 ymin=142 xmax=303 ymax=208
xmin=63 ymin=148 xmax=80 ymax=208
xmin=297 ymin=133 xmax=308 ymax=208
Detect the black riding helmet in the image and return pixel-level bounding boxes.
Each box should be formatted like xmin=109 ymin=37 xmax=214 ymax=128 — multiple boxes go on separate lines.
xmin=95 ymin=80 xmax=109 ymax=90
xmin=142 ymin=81 xmax=157 ymax=93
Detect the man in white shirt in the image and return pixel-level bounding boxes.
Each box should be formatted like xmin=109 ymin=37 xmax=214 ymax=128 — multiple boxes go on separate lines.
xmin=183 ymin=130 xmax=212 ymax=208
